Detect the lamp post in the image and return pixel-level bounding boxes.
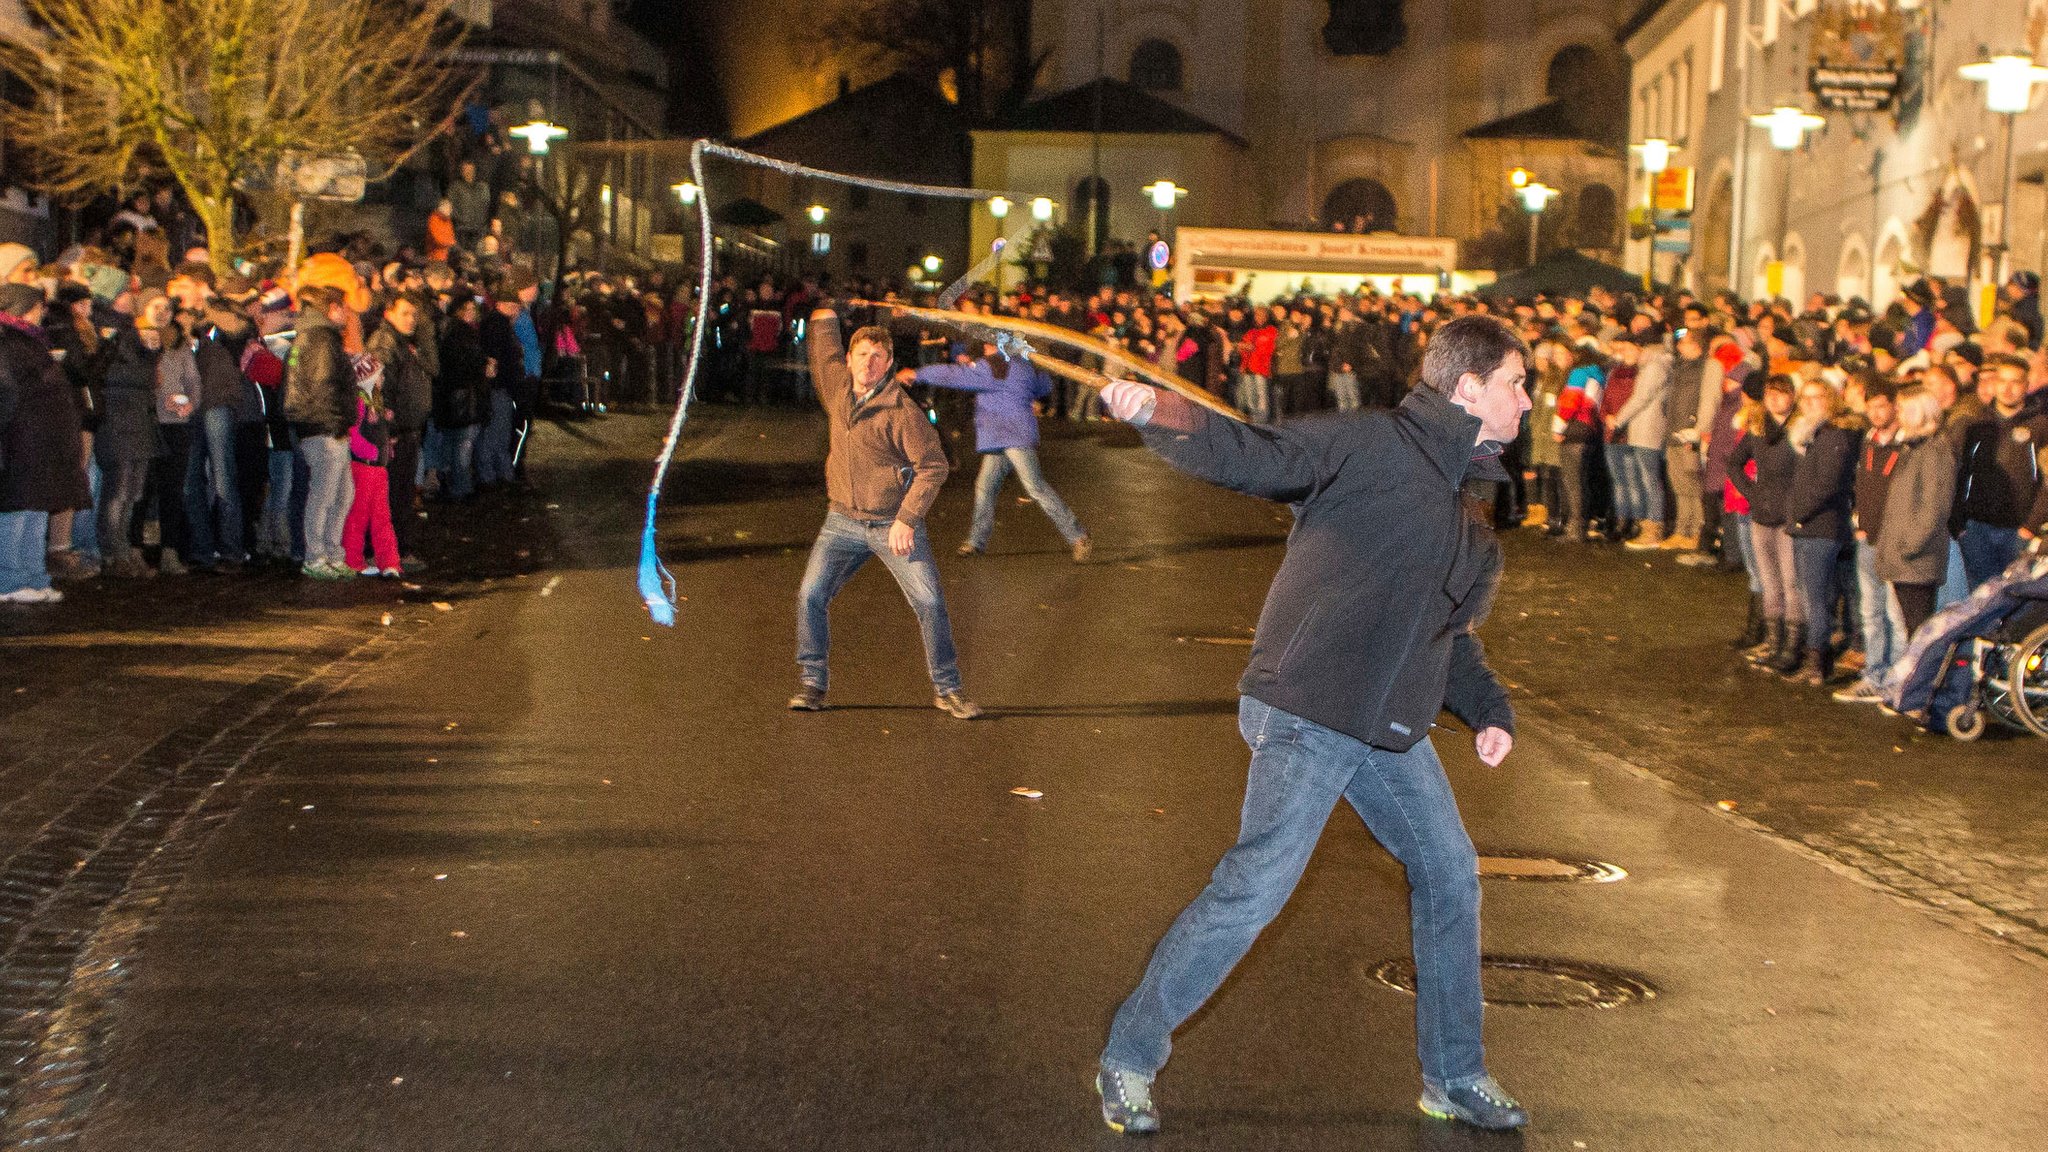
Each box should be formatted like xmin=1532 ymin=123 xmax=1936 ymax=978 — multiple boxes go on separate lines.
xmin=1518 ymin=181 xmax=1558 ymax=267
xmin=672 ymin=181 xmax=700 ymax=271
xmin=1030 ymin=196 xmax=1055 ymax=223
xmin=509 ymin=117 xmax=568 ymax=156
xmin=1634 ymin=138 xmax=1674 ymax=292
xmin=987 ymin=197 xmax=1012 ymax=292
xmin=1747 ymin=105 xmax=1825 ymax=298
xmin=1960 ymin=53 xmax=2048 ymax=286
xmin=1142 ymin=180 xmax=1187 ymax=233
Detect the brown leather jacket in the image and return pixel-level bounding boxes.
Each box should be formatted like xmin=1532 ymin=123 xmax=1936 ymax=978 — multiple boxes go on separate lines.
xmin=808 ymin=310 xmax=947 ymax=525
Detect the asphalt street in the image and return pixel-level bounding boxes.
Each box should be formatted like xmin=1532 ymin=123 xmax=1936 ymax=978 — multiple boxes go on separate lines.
xmin=3 ymin=406 xmax=2043 ymax=1151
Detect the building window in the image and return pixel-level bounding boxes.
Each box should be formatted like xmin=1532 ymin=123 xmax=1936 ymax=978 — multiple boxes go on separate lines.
xmin=1322 ymin=178 xmax=1399 ymax=233
xmin=1128 ymin=39 xmax=1184 ymax=91
xmin=1573 ymin=183 xmax=1619 ymax=248
xmin=811 ymin=232 xmax=832 ymax=256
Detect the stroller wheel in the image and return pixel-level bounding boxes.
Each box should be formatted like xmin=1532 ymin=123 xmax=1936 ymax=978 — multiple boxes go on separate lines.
xmin=1946 ymin=705 xmax=1987 ymax=742
xmin=2007 ymin=623 xmax=2048 ymax=739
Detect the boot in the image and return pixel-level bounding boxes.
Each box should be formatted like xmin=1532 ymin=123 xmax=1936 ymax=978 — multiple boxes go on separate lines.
xmin=1625 ymin=523 xmax=1667 ymax=550
xmin=1768 ymin=623 xmax=1808 ymax=675
xmin=1729 ymin=593 xmax=1765 ymax=650
xmin=1793 ymin=646 xmax=1832 ymax=687
xmin=1745 ymin=617 xmax=1783 ymax=664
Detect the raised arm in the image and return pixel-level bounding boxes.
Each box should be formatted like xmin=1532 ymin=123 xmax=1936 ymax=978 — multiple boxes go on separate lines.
xmin=809 ymin=308 xmax=850 ymax=417
xmin=1105 ymin=383 xmax=1331 ymax=504
xmin=913 ymin=361 xmax=996 ymax=394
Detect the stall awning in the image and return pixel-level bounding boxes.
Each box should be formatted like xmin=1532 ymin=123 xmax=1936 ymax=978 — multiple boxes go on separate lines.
xmin=1175 ymin=227 xmax=1458 ymax=275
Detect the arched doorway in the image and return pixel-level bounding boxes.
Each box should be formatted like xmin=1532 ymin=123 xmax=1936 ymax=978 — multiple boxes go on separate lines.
xmin=1322 ymin=178 xmax=1398 ymax=233
xmin=1779 ymin=234 xmax=1807 ymax=305
xmin=1752 ymin=244 xmax=1776 ymax=303
xmin=1698 ymin=174 xmax=1733 ymax=293
xmin=1128 ymin=40 xmax=1183 ymax=91
xmin=1836 ymin=235 xmax=1869 ymax=303
xmin=1545 ymin=43 xmax=1628 ymax=147
xmin=1573 ymin=183 xmax=1619 ymax=249
xmin=1873 ymin=228 xmax=1907 ymax=309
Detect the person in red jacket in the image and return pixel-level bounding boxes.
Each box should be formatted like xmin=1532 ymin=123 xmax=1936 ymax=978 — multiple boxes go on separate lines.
xmin=1235 ymin=306 xmax=1278 ymax=422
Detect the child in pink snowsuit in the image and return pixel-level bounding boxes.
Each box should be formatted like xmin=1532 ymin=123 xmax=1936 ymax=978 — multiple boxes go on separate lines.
xmin=343 ymin=353 xmax=402 ymax=576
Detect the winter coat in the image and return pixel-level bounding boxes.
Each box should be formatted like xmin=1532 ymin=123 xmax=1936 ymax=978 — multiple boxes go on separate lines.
xmin=1527 ymin=364 xmax=1564 ymax=470
xmin=96 ymin=329 xmax=161 ymax=464
xmin=1784 ymin=423 xmax=1859 ymax=540
xmin=1135 ymin=385 xmax=1514 ymax=751
xmin=283 ymin=310 xmax=356 ymax=438
xmin=1614 ymin=347 xmax=1671 ymax=449
xmin=1874 ymin=433 xmax=1957 ymax=586
xmin=193 ymin=320 xmax=257 ymax=422
xmin=1239 ymin=324 xmax=1277 ymax=377
xmin=434 ymin=318 xmax=488 ymax=430
xmin=0 ymin=319 xmax=90 ymax=514
xmin=1958 ymin=408 xmax=2048 ymax=530
xmin=1728 ymin=415 xmax=1795 ymax=527
xmin=156 ymin=337 xmax=199 ymax=425
xmin=1703 ymin=387 xmax=1746 ymax=494
xmin=913 ymin=357 xmax=1052 ymax=454
xmin=366 ymin=322 xmax=432 ymax=434
xmin=808 ymin=311 xmax=949 ymax=526
xmin=46 ymin=317 xmax=108 ymax=436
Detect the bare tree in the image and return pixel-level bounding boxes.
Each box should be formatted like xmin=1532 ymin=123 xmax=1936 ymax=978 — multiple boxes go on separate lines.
xmin=0 ymin=0 xmax=466 ymax=272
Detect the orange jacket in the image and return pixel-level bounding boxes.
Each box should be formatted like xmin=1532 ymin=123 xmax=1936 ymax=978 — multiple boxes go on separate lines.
xmin=426 ymin=212 xmax=456 ymax=261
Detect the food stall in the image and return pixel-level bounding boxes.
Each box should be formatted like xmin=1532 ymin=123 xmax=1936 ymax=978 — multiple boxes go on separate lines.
xmin=1169 ymin=227 xmax=1473 ymax=303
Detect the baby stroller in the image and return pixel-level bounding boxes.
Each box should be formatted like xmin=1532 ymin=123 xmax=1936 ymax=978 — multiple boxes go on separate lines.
xmin=1882 ymin=545 xmax=2048 ymax=740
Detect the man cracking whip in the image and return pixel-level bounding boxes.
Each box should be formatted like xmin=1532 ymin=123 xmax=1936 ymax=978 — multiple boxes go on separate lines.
xmin=788 ymin=307 xmax=983 ymax=720
xmin=1091 ymin=314 xmax=1533 ymax=1135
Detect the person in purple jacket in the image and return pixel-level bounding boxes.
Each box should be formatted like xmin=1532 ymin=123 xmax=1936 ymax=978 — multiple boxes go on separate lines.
xmin=900 ymin=343 xmax=1093 ymax=562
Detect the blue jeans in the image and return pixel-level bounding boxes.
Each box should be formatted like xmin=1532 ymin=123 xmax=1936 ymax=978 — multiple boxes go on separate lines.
xmin=795 ymin=511 xmax=962 ymax=693
xmin=1235 ymin=373 xmax=1271 ymax=423
xmin=1937 ymin=538 xmax=1968 ymax=610
xmin=1625 ymin=446 xmax=1664 ymax=522
xmin=1958 ymin=521 xmax=2024 ymax=590
xmin=71 ymin=453 xmax=102 ymax=560
xmin=259 ymin=444 xmax=296 ymax=558
xmin=1792 ymin=536 xmax=1844 ymax=648
xmin=1734 ymin=514 xmax=1761 ymax=594
xmin=475 ymin=391 xmax=515 ymax=486
xmin=297 ymin=433 xmax=353 ymax=567
xmin=444 ymin=424 xmax=480 ymax=499
xmin=969 ymin=448 xmax=1084 ymax=551
xmin=0 ymin=510 xmax=52 ymax=594
xmin=1328 ymin=370 xmax=1360 ymax=412
xmin=1103 ymin=697 xmax=1486 ymax=1090
xmin=185 ymin=407 xmax=245 ymax=564
xmin=1854 ymin=539 xmax=1907 ymax=686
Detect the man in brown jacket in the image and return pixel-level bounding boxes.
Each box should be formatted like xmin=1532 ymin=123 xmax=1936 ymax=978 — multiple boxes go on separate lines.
xmin=790 ymin=308 xmax=981 ymax=718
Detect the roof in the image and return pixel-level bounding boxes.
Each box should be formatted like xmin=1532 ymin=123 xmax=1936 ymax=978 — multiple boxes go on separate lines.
xmin=735 ymin=72 xmax=971 ymax=185
xmin=1477 ymin=249 xmax=1668 ymax=299
xmin=1462 ymin=99 xmax=1605 ymax=143
xmin=1616 ymin=0 xmax=1671 ymax=45
xmin=997 ymin=78 xmax=1246 ymax=147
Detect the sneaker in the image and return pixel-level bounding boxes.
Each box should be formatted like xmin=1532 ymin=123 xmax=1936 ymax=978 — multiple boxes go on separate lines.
xmin=1419 ymin=1076 xmax=1528 ymax=1131
xmin=933 ymin=690 xmax=984 ymax=720
xmin=1832 ymin=680 xmax=1886 ymax=704
xmin=957 ymin=542 xmax=982 ymax=556
xmin=0 ymin=588 xmax=47 ymax=604
xmin=32 ymin=587 xmax=64 ymax=604
xmin=1675 ymin=551 xmax=1718 ymax=568
xmin=359 ymin=566 xmax=382 ymax=577
xmin=1072 ymin=535 xmax=1094 ymax=563
xmin=1660 ymin=534 xmax=1698 ymax=550
xmin=1096 ymin=1066 xmax=1160 ymax=1135
xmin=157 ymin=553 xmax=189 ymax=577
xmin=381 ymin=567 xmax=404 ymax=580
xmin=787 ymin=684 xmax=827 ymax=711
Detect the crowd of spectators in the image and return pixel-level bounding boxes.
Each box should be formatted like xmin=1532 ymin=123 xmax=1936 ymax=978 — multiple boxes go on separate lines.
xmin=4 ymin=150 xmax=2044 ymax=727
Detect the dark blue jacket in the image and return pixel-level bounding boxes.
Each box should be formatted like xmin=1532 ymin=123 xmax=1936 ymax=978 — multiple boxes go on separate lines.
xmin=1137 ymin=386 xmax=1514 ymax=751
xmin=914 ymin=356 xmax=1051 ymax=453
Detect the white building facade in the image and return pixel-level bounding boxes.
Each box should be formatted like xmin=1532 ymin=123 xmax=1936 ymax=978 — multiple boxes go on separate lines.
xmin=1626 ymin=0 xmax=2048 ymax=307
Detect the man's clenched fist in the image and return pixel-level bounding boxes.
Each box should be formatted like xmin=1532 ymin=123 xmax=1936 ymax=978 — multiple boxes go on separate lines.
xmin=1100 ymin=380 xmax=1158 ymax=425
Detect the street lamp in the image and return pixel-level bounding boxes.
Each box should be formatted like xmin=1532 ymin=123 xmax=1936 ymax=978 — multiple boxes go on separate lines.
xmin=923 ymin=254 xmax=943 ymax=276
xmin=1030 ymin=196 xmax=1055 ymax=223
xmin=510 ymin=118 xmax=568 ymax=155
xmin=1143 ymin=180 xmax=1186 ymax=211
xmin=672 ymin=181 xmax=699 ymax=206
xmin=1633 ymin=138 xmax=1676 ymax=292
xmin=807 ymin=203 xmax=828 ymax=226
xmin=1509 ymin=166 xmax=1532 ymax=189
xmin=1748 ymin=106 xmax=1825 ymax=296
xmin=1518 ymin=181 xmax=1558 ymax=267
xmin=1961 ymin=53 xmax=2048 ymax=284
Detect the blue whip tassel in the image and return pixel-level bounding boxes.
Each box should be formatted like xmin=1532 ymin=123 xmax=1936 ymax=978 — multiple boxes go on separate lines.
xmin=638 ymin=488 xmax=677 ymax=627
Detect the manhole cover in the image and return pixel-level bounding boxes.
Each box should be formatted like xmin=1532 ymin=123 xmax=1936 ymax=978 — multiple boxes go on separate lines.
xmin=1476 ymin=852 xmax=1627 ymax=883
xmin=1368 ymin=956 xmax=1658 ymax=1009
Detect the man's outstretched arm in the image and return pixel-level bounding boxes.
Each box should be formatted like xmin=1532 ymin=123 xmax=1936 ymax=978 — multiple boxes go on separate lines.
xmin=1100 ymin=380 xmax=1327 ymax=503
